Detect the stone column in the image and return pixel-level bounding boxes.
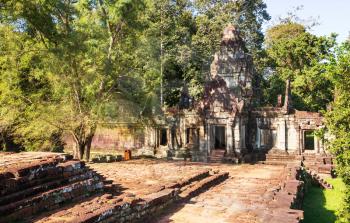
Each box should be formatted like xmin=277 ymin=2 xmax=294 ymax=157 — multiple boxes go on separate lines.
xmin=319 ymin=139 xmax=324 ymax=154
xmin=278 ymin=119 xmax=286 ymax=151
xmin=199 ymin=126 xmax=207 ymax=153
xmin=207 ymin=123 xmax=211 ymax=155
xmin=297 ymin=127 xmax=302 ymax=155
xmin=167 ymin=128 xmax=172 ymax=148
xmin=314 ymin=135 xmax=320 ymax=153
xmin=234 ymin=118 xmax=241 ymax=154
xmin=226 ymin=122 xmax=234 ymax=155
xmin=240 ymin=124 xmax=246 ymax=150
xmin=287 ymin=125 xmax=298 ymax=152
xmin=256 ymin=127 xmax=261 ymax=149
xmin=301 ymin=130 xmax=304 ymax=153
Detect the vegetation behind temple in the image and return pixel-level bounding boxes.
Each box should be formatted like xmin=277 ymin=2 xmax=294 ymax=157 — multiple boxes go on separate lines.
xmin=1 ymin=1 xmax=350 ymax=221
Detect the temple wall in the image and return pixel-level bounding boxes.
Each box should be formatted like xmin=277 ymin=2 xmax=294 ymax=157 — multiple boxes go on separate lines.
xmin=64 ymin=125 xmax=145 ymax=154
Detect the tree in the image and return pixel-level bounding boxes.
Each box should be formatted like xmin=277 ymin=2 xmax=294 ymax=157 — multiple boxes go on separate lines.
xmin=0 ymin=0 xmax=146 ymax=160
xmin=137 ymin=0 xmax=196 ymax=107
xmin=264 ymin=21 xmax=336 ymax=111
xmin=325 ymin=41 xmax=350 ymax=223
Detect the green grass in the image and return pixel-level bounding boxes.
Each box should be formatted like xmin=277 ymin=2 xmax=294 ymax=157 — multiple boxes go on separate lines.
xmin=303 ymin=178 xmax=346 ymax=223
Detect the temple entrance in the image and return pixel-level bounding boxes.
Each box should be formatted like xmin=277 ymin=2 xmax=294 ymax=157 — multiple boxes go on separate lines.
xmin=214 ymin=126 xmax=226 ymax=149
xmin=304 ymin=130 xmax=315 ymax=150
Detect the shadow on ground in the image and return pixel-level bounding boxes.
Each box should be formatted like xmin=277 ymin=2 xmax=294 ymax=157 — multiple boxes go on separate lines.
xmin=303 ymin=185 xmax=336 ymax=223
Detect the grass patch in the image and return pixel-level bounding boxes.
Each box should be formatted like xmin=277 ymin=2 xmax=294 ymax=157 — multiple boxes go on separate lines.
xmin=303 ymin=178 xmax=346 ymax=223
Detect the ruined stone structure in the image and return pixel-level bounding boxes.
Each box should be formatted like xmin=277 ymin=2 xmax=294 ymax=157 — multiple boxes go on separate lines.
xmin=65 ymin=25 xmax=325 ymax=163
xmin=141 ymin=25 xmax=326 ymax=162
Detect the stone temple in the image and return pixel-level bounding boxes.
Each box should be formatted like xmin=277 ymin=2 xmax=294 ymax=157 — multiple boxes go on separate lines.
xmin=0 ymin=26 xmax=333 ymax=223
xmin=67 ymin=25 xmax=325 ymax=162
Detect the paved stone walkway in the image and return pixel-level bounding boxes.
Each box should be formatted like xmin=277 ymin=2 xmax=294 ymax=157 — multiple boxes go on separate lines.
xmin=89 ymin=160 xmax=212 ymax=196
xmin=156 ymin=165 xmax=285 ymax=223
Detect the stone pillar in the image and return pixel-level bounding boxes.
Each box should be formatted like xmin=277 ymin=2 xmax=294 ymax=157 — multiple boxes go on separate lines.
xmin=207 ymin=123 xmax=211 ymax=155
xmin=278 ymin=119 xmax=286 ymax=151
xmin=226 ymin=122 xmax=234 ymax=155
xmin=287 ymin=125 xmax=298 ymax=152
xmin=297 ymin=127 xmax=302 ymax=155
xmin=167 ymin=128 xmax=172 ymax=149
xmin=240 ymin=124 xmax=246 ymax=150
xmin=255 ymin=118 xmax=261 ymax=149
xmin=199 ymin=126 xmax=207 ymax=153
xmin=314 ymin=135 xmax=320 ymax=153
xmin=319 ymin=139 xmax=324 ymax=154
xmin=301 ymin=130 xmax=304 ymax=153
xmin=234 ymin=118 xmax=241 ymax=154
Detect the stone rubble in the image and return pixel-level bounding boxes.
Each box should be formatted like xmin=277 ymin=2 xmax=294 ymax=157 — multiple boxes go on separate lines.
xmin=0 ymin=153 xmax=314 ymax=223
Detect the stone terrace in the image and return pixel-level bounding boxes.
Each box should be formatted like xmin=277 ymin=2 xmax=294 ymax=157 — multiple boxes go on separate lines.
xmin=156 ymin=164 xmax=303 ymax=223
xmin=30 ymin=159 xmax=229 ymax=222
xmin=89 ymin=160 xmax=213 ymax=196
xmin=0 ymin=153 xmax=304 ymax=223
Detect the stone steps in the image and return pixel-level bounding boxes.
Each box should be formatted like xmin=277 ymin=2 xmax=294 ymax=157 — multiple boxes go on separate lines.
xmin=258 ymin=160 xmax=302 ymax=166
xmin=0 ymin=178 xmax=104 ymax=221
xmin=302 ymin=154 xmax=334 ymax=175
xmin=0 ymin=170 xmax=95 ymax=206
xmin=305 ymin=169 xmax=333 ymax=189
xmin=209 ymin=150 xmax=226 ymax=163
xmin=33 ymin=170 xmax=229 ymax=223
xmin=179 ymin=172 xmax=229 ymax=199
xmin=0 ymin=155 xmax=104 ymax=223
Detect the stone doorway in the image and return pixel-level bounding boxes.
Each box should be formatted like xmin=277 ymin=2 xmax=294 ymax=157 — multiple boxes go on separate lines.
xmin=304 ymin=130 xmax=315 ymax=151
xmin=214 ymin=126 xmax=226 ymax=150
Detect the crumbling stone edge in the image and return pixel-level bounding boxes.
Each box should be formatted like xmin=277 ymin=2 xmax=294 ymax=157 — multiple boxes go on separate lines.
xmin=83 ymin=172 xmax=229 ymax=223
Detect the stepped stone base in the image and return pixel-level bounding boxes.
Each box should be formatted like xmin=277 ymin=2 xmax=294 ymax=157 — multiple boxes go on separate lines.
xmin=0 ymin=152 xmax=104 ymax=223
xmin=0 ymin=152 xmax=328 ymax=223
xmin=33 ymin=160 xmax=228 ymax=223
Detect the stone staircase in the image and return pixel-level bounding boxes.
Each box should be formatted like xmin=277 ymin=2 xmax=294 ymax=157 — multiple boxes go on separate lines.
xmin=34 ymin=169 xmax=229 ymax=223
xmin=302 ymin=154 xmax=334 ymax=176
xmin=209 ymin=149 xmax=226 ymax=163
xmin=0 ymin=154 xmax=104 ymax=222
xmin=305 ymin=169 xmax=333 ymax=189
xmin=259 ymin=150 xmax=302 ymax=165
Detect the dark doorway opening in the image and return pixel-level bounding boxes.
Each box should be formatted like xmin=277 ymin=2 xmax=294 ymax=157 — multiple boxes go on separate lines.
xmin=160 ymin=128 xmax=168 ymax=146
xmin=304 ymin=131 xmax=314 ymax=150
xmin=214 ymin=126 xmax=226 ymax=149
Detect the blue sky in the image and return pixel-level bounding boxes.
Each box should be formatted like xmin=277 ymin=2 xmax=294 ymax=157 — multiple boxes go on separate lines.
xmin=264 ymin=0 xmax=350 ymax=43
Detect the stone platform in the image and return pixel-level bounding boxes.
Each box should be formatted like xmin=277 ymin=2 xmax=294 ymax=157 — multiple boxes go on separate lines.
xmin=0 ymin=152 xmax=104 ymax=223
xmin=30 ymin=159 xmax=228 ymax=222
xmin=0 ymin=152 xmax=304 ymax=223
xmin=155 ymin=164 xmax=304 ymax=223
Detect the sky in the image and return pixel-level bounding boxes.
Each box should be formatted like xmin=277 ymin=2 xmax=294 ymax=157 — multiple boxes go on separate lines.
xmin=263 ymin=0 xmax=350 ymax=43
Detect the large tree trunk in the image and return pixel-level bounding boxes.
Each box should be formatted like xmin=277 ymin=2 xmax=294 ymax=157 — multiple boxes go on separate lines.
xmin=84 ymin=132 xmax=95 ymax=161
xmin=72 ymin=124 xmax=96 ymax=161
xmin=78 ymin=143 xmax=85 ymax=160
xmin=72 ymin=137 xmax=85 ymax=160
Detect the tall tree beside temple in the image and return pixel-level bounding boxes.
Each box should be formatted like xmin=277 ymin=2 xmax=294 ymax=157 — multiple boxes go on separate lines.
xmin=325 ymin=41 xmax=350 ymax=223
xmin=138 ymin=0 xmax=196 ymax=107
xmin=263 ymin=21 xmax=336 ymax=111
xmin=0 ymin=0 xmax=146 ymax=160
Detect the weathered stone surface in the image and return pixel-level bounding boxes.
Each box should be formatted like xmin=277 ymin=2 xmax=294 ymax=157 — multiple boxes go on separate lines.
xmin=0 ymin=154 xmax=306 ymax=223
xmin=156 ymin=164 xmax=304 ymax=223
xmin=0 ymin=152 xmax=103 ymax=223
xmin=33 ymin=160 xmax=227 ymax=223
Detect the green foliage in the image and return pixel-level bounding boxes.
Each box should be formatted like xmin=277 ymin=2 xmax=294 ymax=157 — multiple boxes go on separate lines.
xmin=264 ymin=22 xmax=336 ymax=111
xmin=325 ymin=41 xmax=350 ymax=222
xmin=137 ymin=0 xmax=270 ymax=106
xmin=0 ymin=0 xmax=148 ymax=158
xmin=303 ymin=178 xmax=346 ymax=223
